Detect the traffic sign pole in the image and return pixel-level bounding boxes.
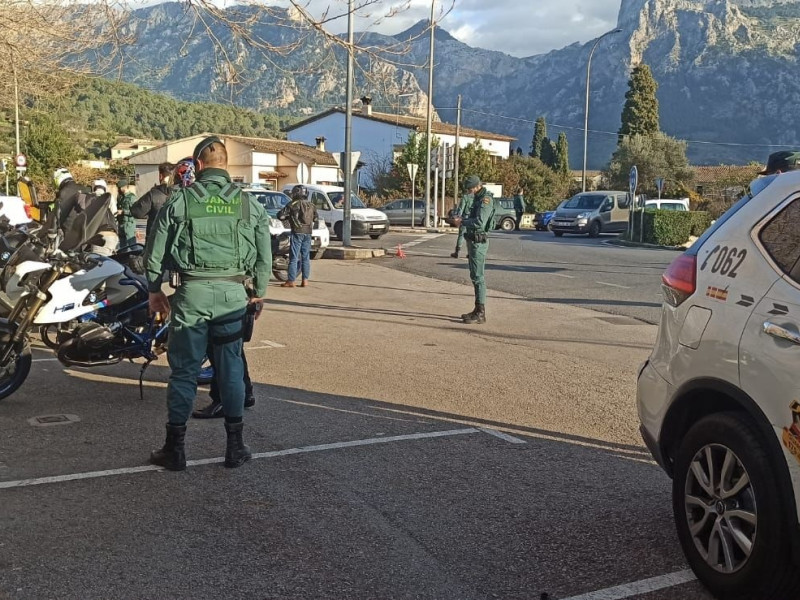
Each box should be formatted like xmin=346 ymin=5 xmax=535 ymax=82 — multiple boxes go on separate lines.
xmin=407 ymin=163 xmax=418 ymax=230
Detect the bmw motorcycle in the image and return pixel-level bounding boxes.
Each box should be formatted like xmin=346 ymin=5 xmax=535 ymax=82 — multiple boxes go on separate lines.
xmin=0 ymin=207 xmax=169 ymax=401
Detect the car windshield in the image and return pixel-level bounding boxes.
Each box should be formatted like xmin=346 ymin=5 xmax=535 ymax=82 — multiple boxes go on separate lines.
xmin=253 ymin=192 xmax=289 ymax=211
xmin=660 ymin=203 xmax=687 ymax=211
xmin=329 ymin=192 xmax=366 ymax=209
xmin=687 ymin=175 xmax=778 ymax=256
xmin=563 ymin=194 xmax=605 ymax=210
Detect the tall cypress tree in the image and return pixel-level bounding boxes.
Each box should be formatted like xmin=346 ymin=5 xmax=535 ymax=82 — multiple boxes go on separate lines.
xmin=531 ymin=117 xmax=547 ymax=159
xmin=618 ymin=64 xmax=660 ymax=142
xmin=555 ymin=132 xmax=570 ymax=176
xmin=541 ymin=138 xmax=557 ymax=169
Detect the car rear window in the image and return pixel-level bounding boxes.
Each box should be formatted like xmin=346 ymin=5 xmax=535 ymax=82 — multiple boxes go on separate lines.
xmin=686 ymin=175 xmax=778 ymax=257
xmin=758 ymin=198 xmax=800 ymax=278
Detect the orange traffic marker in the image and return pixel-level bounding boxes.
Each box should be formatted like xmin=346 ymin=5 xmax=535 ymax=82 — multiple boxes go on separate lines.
xmin=396 ymin=244 xmax=406 ymax=259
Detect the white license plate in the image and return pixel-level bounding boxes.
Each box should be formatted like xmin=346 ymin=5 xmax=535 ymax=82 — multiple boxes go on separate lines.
xmin=371 ymin=224 xmax=386 ymax=230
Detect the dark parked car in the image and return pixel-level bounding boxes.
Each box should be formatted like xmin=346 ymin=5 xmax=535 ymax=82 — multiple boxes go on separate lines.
xmin=445 ymin=197 xmax=518 ymax=231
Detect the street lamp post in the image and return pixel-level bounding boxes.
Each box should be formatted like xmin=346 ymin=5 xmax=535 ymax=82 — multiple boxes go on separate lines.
xmin=424 ymin=0 xmax=436 ymax=229
xmin=582 ymin=28 xmax=622 ymax=193
xmin=342 ymin=0 xmax=355 ymax=246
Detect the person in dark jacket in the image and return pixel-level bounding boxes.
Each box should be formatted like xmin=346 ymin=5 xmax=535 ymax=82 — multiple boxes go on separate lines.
xmin=54 ymin=168 xmax=88 ymax=230
xmin=277 ymin=184 xmax=318 ymax=288
xmin=513 ymin=188 xmax=525 ymax=231
xmin=131 ymin=162 xmax=173 ymax=241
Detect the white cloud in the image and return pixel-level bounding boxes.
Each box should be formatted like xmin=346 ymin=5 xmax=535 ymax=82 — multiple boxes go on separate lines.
xmin=265 ymin=0 xmax=622 ymax=56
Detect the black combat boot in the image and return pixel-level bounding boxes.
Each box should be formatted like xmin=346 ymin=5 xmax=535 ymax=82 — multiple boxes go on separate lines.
xmin=224 ymin=421 xmax=252 ymax=468
xmin=463 ymin=304 xmax=486 ymax=324
xmin=450 ymin=250 xmax=459 ymax=259
xmin=461 ymin=304 xmax=479 ymax=320
xmin=149 ymin=424 xmax=187 ymax=471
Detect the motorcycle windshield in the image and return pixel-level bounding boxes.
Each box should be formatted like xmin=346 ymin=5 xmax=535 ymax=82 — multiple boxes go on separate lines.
xmin=59 ymin=197 xmax=111 ymax=252
xmin=0 ymin=241 xmax=43 ymax=292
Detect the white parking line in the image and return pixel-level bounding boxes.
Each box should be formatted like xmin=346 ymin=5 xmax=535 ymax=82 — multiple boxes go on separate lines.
xmin=479 ymin=428 xmax=527 ymax=444
xmin=552 ymin=273 xmax=576 ymax=279
xmin=0 ymin=428 xmax=480 ymax=490
xmin=560 ymin=570 xmax=696 ymax=600
xmin=246 ymin=339 xmax=286 ymax=350
xmin=596 ymin=281 xmax=630 ymax=289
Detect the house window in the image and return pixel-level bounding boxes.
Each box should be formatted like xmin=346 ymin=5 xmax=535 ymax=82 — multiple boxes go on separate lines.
xmin=232 ymin=176 xmax=245 ymax=183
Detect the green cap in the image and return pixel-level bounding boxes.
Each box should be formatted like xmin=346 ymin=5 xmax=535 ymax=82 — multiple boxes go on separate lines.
xmin=117 ymin=178 xmax=129 ymax=189
xmin=760 ymin=151 xmax=800 ymax=175
xmin=463 ymin=175 xmax=481 ymax=189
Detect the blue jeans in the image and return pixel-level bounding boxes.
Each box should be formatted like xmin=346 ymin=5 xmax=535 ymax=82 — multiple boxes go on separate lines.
xmin=288 ymin=233 xmax=312 ymax=282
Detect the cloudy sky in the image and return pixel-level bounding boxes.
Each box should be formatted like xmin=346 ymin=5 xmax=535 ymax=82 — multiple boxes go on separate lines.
xmin=294 ymin=0 xmax=623 ymax=57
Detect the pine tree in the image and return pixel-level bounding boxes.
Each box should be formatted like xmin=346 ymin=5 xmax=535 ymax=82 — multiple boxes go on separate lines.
xmin=618 ymin=64 xmax=660 ymax=142
xmin=531 ymin=117 xmax=547 ymax=159
xmin=540 ymin=138 xmax=557 ymax=169
xmin=555 ymin=132 xmax=570 ymax=176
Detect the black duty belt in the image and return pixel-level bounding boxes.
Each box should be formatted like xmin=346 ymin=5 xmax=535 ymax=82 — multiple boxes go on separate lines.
xmin=179 ymin=274 xmax=247 ymax=283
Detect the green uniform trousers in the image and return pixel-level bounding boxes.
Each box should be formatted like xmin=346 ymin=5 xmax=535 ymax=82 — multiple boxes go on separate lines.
xmin=466 ymin=239 xmax=488 ymax=304
xmin=166 ymin=280 xmax=249 ymax=424
xmin=455 ymin=225 xmax=466 ymax=252
xmin=118 ymin=218 xmax=137 ymax=248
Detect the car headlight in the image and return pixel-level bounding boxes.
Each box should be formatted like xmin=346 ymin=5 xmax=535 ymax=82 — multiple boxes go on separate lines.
xmin=576 ymin=212 xmax=589 ymax=219
xmin=352 ymin=213 xmax=366 ymax=221
xmin=269 ymin=218 xmax=283 ymax=229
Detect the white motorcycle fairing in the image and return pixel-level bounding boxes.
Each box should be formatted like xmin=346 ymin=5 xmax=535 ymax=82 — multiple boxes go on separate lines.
xmin=34 ymin=258 xmax=125 ymax=325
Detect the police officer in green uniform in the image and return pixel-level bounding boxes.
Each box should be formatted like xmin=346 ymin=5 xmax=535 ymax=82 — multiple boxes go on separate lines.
xmin=116 ymin=179 xmax=138 ymax=248
xmin=460 ymin=175 xmax=495 ymax=325
xmin=146 ymin=136 xmax=271 ymax=471
xmin=450 ymin=191 xmax=474 ymax=259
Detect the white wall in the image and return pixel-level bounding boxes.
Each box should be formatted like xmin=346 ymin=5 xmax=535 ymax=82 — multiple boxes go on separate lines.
xmin=134 ymin=165 xmax=160 ymax=194
xmin=288 ymin=113 xmax=511 ymax=188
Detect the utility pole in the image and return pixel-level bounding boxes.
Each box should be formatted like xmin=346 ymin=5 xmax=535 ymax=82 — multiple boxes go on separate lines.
xmin=342 ymin=0 xmax=355 ymax=246
xmin=454 ymin=94 xmax=462 ymax=204
xmin=12 ymin=53 xmax=20 ymax=157
xmin=424 ymin=1 xmax=436 ymax=228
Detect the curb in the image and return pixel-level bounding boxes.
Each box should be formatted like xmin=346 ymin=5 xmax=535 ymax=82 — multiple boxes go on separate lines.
xmin=322 ymin=247 xmax=386 ymax=260
xmin=389 ymin=226 xmax=458 ymax=235
xmin=605 ymin=239 xmax=685 ymax=251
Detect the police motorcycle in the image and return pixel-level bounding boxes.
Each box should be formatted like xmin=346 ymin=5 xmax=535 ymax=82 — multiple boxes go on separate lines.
xmin=0 ymin=203 xmax=169 ymax=401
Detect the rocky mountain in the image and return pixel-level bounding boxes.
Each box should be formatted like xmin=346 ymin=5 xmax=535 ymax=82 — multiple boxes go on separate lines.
xmin=114 ymin=0 xmax=800 ymax=167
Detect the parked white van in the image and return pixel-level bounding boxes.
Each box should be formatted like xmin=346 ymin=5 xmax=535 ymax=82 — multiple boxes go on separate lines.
xmin=281 ymin=184 xmax=389 ymax=240
xmin=645 ymin=198 xmax=690 ymax=211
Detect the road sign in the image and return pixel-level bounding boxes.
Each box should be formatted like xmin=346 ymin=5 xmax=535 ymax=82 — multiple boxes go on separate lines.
xmin=296 ymin=162 xmax=309 ymax=183
xmin=629 ymin=165 xmax=638 ymax=196
xmin=407 ymin=162 xmax=418 ymax=182
xmin=444 ymin=143 xmax=454 ymax=171
xmin=334 ymin=152 xmax=361 ymax=174
xmin=15 ymin=154 xmax=27 ymax=169
xmin=655 ymin=177 xmax=665 ymax=199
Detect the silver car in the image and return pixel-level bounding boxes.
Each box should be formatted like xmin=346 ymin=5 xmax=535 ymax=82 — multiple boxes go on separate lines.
xmin=637 ymin=171 xmax=800 ymax=599
xmin=379 ymin=199 xmax=433 ymax=226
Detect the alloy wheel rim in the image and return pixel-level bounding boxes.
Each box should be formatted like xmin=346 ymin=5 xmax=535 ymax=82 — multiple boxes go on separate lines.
xmin=685 ymin=443 xmax=757 ymax=574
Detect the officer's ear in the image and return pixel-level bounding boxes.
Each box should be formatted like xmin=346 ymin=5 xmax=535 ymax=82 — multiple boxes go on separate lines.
xmin=195 ymin=158 xmax=204 ymax=172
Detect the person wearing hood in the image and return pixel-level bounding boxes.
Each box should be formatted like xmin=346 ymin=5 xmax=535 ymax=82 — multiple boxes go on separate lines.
xmin=131 ymin=162 xmax=174 ymax=241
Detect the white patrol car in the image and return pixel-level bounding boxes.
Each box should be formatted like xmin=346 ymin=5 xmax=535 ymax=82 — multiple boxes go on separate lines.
xmin=281 ymin=183 xmax=389 ymax=241
xmin=243 ymin=186 xmax=330 ymax=259
xmin=638 ymin=170 xmax=800 ymax=599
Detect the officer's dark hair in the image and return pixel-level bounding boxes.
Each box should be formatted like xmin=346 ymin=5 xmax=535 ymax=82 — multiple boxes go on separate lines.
xmin=158 ymin=162 xmax=174 ymax=178
xmin=194 ymin=136 xmax=228 ymax=169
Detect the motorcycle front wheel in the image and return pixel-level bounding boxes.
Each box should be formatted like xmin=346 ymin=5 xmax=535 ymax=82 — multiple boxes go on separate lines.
xmin=273 ymin=269 xmax=288 ymax=282
xmin=0 ymin=338 xmax=32 ymax=401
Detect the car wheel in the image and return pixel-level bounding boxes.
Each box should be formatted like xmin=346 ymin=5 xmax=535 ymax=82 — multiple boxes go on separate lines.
xmin=588 ymin=220 xmax=602 ymax=238
xmin=673 ymin=412 xmax=800 ymax=600
xmin=500 ymin=217 xmax=515 ymax=232
xmin=553 ymin=231 xmax=564 ymax=238
xmin=369 ymin=234 xmax=383 ymax=240
xmin=333 ymin=222 xmax=343 ymax=241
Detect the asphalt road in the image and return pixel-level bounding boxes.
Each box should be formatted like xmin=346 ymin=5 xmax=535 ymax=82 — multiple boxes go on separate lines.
xmin=0 ymin=258 xmax=712 ymax=600
xmin=375 ymin=229 xmax=677 ymax=324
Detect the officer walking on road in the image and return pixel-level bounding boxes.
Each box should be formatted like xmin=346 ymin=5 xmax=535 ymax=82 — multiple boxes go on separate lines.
xmin=460 ymin=175 xmax=495 ymax=325
xmin=450 ymin=190 xmax=474 ymax=259
xmin=146 ymin=136 xmax=271 ymax=471
xmin=513 ymin=188 xmax=525 ymax=231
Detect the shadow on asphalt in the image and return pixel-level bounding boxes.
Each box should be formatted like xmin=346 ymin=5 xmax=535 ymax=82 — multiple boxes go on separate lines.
xmin=306 ymin=279 xmax=474 ymax=299
xmin=264 ymin=298 xmax=655 ymax=350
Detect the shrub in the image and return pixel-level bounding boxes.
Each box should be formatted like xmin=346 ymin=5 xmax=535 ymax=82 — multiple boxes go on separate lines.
xmin=628 ymin=210 xmax=712 ymax=246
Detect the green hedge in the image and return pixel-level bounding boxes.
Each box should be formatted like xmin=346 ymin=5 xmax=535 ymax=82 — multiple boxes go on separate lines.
xmin=628 ymin=210 xmax=712 ymax=246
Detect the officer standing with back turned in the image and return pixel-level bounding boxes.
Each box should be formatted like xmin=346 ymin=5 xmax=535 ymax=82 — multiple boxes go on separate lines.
xmin=460 ymin=175 xmax=494 ymax=325
xmin=146 ymin=136 xmax=271 ymax=471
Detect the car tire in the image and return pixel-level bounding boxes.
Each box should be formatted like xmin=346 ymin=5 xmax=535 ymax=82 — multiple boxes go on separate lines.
xmin=500 ymin=217 xmax=515 ymax=232
xmin=369 ymin=234 xmax=383 ymax=240
xmin=311 ymin=250 xmax=324 ymax=260
xmin=672 ymin=412 xmax=800 ymax=600
xmin=333 ymin=222 xmax=344 ymax=241
xmin=553 ymin=231 xmax=564 ymax=238
xmin=588 ymin=220 xmax=602 ymax=238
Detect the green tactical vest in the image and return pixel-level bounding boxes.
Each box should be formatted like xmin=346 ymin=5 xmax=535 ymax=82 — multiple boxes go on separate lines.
xmin=170 ymin=181 xmax=255 ymax=273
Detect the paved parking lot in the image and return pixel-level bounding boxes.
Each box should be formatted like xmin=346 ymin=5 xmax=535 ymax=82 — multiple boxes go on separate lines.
xmin=0 ymin=259 xmax=714 ymax=599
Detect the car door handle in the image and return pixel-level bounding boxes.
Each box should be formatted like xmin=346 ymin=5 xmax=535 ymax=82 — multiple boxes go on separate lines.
xmin=764 ymin=322 xmax=800 ymax=345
